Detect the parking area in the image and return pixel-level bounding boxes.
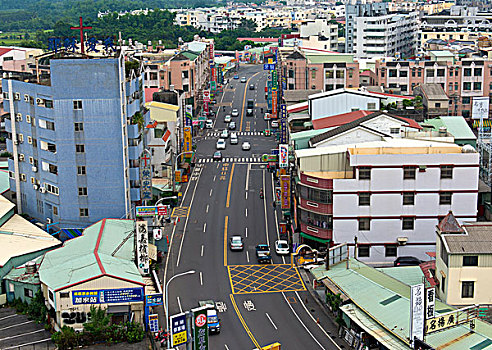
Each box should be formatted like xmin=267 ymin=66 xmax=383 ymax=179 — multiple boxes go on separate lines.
xmin=0 ymin=308 xmax=54 ymax=350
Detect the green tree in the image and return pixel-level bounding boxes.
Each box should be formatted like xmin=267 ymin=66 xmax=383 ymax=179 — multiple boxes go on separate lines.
xmin=83 ymin=306 xmax=110 ymax=341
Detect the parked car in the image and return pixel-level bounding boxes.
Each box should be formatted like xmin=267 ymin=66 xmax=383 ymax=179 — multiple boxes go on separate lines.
xmin=256 ymin=244 xmax=272 ymax=263
xmin=231 ymin=109 xmax=239 ymax=117
xmin=230 ymin=236 xmax=244 ymax=251
xmin=228 ymin=121 xmax=236 ymax=130
xmin=394 ymin=256 xmax=422 ymax=267
xmin=241 ymin=141 xmax=251 ymax=151
xmin=216 ymin=139 xmax=226 ymax=150
xmin=213 ymin=151 xmax=222 ymax=161
xmin=224 ymin=115 xmax=232 ymax=123
xmin=220 ymin=129 xmax=229 ymax=139
xmin=275 ymin=240 xmax=290 ymax=255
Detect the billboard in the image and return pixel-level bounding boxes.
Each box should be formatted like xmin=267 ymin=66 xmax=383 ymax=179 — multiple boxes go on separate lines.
xmin=136 ymin=221 xmax=149 ymax=274
xmin=72 ymin=287 xmax=144 ymax=304
xmin=170 ymin=313 xmax=188 ymax=347
xmin=184 ymin=126 xmax=192 ymax=154
xmin=136 ymin=205 xmax=169 ymax=217
xmin=192 ymin=306 xmax=208 ymax=350
xmin=279 ymin=144 xmax=288 ymax=168
xmin=280 ymin=175 xmax=291 ymax=210
xmin=410 ymin=284 xmax=425 ymax=342
xmin=472 ymin=96 xmax=490 ymax=120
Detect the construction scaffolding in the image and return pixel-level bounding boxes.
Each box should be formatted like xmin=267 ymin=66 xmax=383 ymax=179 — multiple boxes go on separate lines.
xmin=477 ymin=123 xmax=492 ymax=187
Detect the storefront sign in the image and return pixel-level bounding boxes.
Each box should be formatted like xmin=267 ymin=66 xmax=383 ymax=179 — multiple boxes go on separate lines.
xmin=170 ymin=313 xmax=188 ymax=347
xmin=148 ymin=314 xmax=159 ymax=332
xmin=280 ymin=104 xmax=287 ymax=144
xmin=184 ymin=126 xmax=192 ymax=154
xmin=140 ymin=151 xmax=152 ymax=202
xmin=185 ymin=105 xmax=193 ymax=127
xmin=410 ymin=284 xmax=425 ymax=342
xmin=145 ymin=294 xmax=163 ymax=306
xmin=203 ymin=90 xmax=210 ymax=102
xmin=426 ymin=287 xmax=436 ymax=319
xmin=135 ymin=205 xmax=169 ymax=217
xmin=272 ymin=89 xmax=278 ymax=117
xmin=136 ymin=221 xmax=149 ymax=274
xmin=280 ymin=175 xmax=291 ymax=210
xmin=472 ymin=96 xmax=490 ymax=120
xmin=264 ymin=63 xmax=276 ymax=70
xmin=175 ymin=170 xmax=182 ymax=183
xmin=72 ymin=287 xmax=144 ymax=304
xmin=193 ymin=306 xmax=208 ymax=350
xmin=279 ymin=144 xmax=288 ymax=168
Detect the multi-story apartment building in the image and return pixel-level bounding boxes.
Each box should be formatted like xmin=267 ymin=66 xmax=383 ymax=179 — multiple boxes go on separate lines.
xmin=294 ymin=139 xmax=479 ymax=263
xmin=420 ymin=6 xmax=492 ymax=48
xmin=2 ymin=56 xmax=145 ymax=230
xmin=375 ymin=58 xmax=492 ymax=118
xmin=298 ymin=19 xmax=339 ymax=52
xmin=436 ymin=213 xmax=492 ymax=306
xmin=280 ymin=49 xmax=360 ymax=92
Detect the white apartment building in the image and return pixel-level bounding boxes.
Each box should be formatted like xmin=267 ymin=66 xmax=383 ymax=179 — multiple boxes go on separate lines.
xmin=295 ymin=139 xmax=479 ymax=263
xmin=298 ymin=19 xmax=339 ymax=51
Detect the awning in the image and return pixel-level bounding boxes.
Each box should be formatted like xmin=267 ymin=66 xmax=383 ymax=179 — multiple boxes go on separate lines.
xmin=61 ymin=228 xmax=83 ymax=239
xmin=107 ymin=305 xmax=130 ymax=314
xmin=473 ymin=120 xmax=491 ymax=128
xmin=340 ymin=304 xmax=409 ymax=350
xmin=300 ymin=231 xmax=331 ymax=243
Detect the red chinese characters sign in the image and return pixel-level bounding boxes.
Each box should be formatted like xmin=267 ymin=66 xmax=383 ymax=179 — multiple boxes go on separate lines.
xmin=280 ymin=175 xmax=290 ymax=210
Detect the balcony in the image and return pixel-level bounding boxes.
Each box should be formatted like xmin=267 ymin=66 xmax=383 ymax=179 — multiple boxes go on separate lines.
xmin=299 ymin=197 xmax=333 ymax=214
xmin=299 ymin=173 xmax=333 ymax=189
xmin=299 ymin=222 xmax=332 ymax=241
xmin=128 ymin=142 xmax=143 ymax=161
xmin=127 ymin=124 xmax=140 ymax=139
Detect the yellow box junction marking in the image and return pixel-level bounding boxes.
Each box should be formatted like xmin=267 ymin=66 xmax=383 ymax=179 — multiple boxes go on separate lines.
xmin=171 ymin=206 xmax=189 ymax=218
xmin=227 ymin=264 xmax=306 ymax=294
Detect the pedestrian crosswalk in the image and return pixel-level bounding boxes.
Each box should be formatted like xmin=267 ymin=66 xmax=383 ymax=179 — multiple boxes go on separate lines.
xmin=197 ymin=157 xmax=262 ymax=164
xmin=206 ymin=131 xmax=263 ymax=137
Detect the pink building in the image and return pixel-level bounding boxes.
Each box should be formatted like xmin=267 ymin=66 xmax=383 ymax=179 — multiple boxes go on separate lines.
xmin=376 ymin=58 xmax=492 ymax=118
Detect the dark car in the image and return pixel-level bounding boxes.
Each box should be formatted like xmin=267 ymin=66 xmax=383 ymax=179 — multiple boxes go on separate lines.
xmin=249 ymin=84 xmax=255 ymax=90
xmin=255 ymin=244 xmax=272 ymax=264
xmin=394 ymin=256 xmax=422 ymax=267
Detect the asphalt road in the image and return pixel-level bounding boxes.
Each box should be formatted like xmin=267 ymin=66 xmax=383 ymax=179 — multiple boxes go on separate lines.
xmin=164 ymin=64 xmax=341 ymax=350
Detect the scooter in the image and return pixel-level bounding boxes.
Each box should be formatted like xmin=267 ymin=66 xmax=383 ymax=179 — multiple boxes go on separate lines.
xmin=260 ymin=189 xmax=264 ymax=199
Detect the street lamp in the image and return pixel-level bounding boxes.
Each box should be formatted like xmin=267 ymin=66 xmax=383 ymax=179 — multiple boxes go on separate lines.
xmin=165 ymin=270 xmax=195 ymax=349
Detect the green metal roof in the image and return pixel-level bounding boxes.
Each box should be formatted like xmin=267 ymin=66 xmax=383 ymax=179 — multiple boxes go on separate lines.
xmin=291 ymin=128 xmax=334 ymax=150
xmin=424 ymin=117 xmax=476 ymax=140
xmin=312 ymin=259 xmax=492 ymax=349
xmin=376 ymin=266 xmax=428 ymax=288
xmin=39 ymin=219 xmax=143 ymax=291
xmin=4 ymin=256 xmax=42 ymax=285
xmin=306 ymin=53 xmax=354 ymax=64
xmin=181 ymin=51 xmax=199 ymax=61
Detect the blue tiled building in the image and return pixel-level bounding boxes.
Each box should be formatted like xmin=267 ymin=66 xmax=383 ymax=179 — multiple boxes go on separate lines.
xmin=2 ymin=56 xmax=145 ymax=230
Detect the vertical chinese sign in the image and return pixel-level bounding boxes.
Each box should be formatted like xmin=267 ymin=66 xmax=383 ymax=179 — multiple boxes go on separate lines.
xmin=136 ymin=221 xmax=149 ymax=275
xmin=203 ymin=90 xmax=210 ymax=115
xmin=170 ymin=313 xmax=188 ymax=347
xmin=140 ymin=152 xmax=152 ymax=203
xmin=410 ymin=284 xmax=425 ymax=343
xmin=279 ymin=144 xmax=289 ymax=168
xmin=280 ymin=175 xmax=291 ymax=210
xmin=184 ymin=126 xmax=192 ymax=154
xmin=192 ymin=306 xmax=208 ymax=350
xmin=280 ymin=104 xmax=287 ymax=144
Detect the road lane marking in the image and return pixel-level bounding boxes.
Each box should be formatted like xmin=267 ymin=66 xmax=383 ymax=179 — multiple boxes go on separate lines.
xmin=245 ymin=227 xmax=248 ymax=237
xmin=246 ymin=250 xmax=250 ymax=263
xmin=200 ymin=272 xmax=203 ymax=286
xmin=0 ymin=314 xmax=18 ymax=321
xmin=210 ymin=188 xmax=213 ymax=197
xmin=225 ymin=163 xmax=235 ymax=208
xmin=201 ymin=245 xmax=204 ymax=257
xmin=225 ymin=345 xmax=230 ymax=350
xmin=245 ymin=163 xmax=250 ymax=190
xmin=213 ymin=175 xmax=216 ymax=181
xmin=2 ymin=339 xmax=53 ymax=350
xmin=206 ymin=204 xmax=209 ymax=213
xmin=239 ymin=72 xmax=260 ymax=132
xmin=0 ymin=329 xmax=45 ymax=341
xmin=266 ymin=313 xmax=278 ymax=330
xmin=245 ymin=208 xmax=248 ymax=217
xmin=245 ymin=191 xmax=248 ymax=200
xmin=224 ymin=216 xmax=229 ymax=266
xmin=177 ymin=296 xmax=183 ymax=313
xmin=294 ymin=291 xmax=342 ymax=349
xmin=229 ymin=294 xmax=261 ymax=348
xmin=203 ymin=223 xmax=207 ymax=232
xmin=282 ymin=292 xmax=325 ymax=349
xmin=262 ymin=169 xmax=270 ymax=246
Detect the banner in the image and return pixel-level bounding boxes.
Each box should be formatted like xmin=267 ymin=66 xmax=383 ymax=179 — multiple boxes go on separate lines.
xmin=184 ymin=126 xmax=192 ymax=154
xmin=170 ymin=313 xmax=187 ymax=347
xmin=193 ymin=306 xmax=208 ymax=350
xmin=272 ymin=89 xmax=278 ymax=118
xmin=140 ymin=152 xmax=152 ymax=202
xmin=280 ymin=175 xmax=291 ymax=210
xmin=136 ymin=221 xmax=149 ymax=274
xmin=472 ymin=97 xmax=490 ymax=120
xmin=279 ymin=144 xmax=288 ymax=168
xmin=185 ymin=105 xmax=193 ymax=127
xmin=72 ymin=287 xmax=144 ymax=304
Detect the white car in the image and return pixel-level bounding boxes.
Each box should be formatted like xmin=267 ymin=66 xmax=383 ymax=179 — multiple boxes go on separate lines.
xmin=220 ymin=129 xmax=229 ymax=139
xmin=275 ymin=240 xmax=290 ymax=255
xmin=241 ymin=141 xmax=251 ymax=151
xmin=216 ymin=138 xmax=226 ymax=150
xmin=271 ymin=120 xmax=279 ymax=128
xmin=230 ymin=133 xmax=238 ymax=144
xmin=224 ymin=115 xmax=232 ymax=123
xmin=205 ymin=119 xmax=213 ymax=128
xmin=231 ymin=109 xmax=239 ymax=117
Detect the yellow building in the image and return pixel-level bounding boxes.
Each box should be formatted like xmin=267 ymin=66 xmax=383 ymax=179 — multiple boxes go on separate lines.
xmin=436 ymin=212 xmax=492 ymax=306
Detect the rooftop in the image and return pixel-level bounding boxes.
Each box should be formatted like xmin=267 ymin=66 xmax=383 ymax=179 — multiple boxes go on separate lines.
xmin=39 ymin=219 xmax=143 ymax=291
xmin=443 ymin=222 xmax=492 ymax=254
xmin=423 ymin=116 xmax=476 ymax=141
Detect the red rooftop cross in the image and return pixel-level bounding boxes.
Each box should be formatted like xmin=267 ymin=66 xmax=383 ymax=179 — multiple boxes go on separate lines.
xmin=141 ymin=153 xmax=150 ymax=167
xmin=71 ymin=17 xmax=92 ymax=54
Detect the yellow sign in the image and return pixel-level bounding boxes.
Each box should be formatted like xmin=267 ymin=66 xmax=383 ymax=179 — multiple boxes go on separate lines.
xmin=175 ymin=170 xmax=181 ymax=183
xmin=425 ymin=312 xmax=457 ymax=334
xmin=184 ymin=126 xmax=192 ymax=153
xmin=173 ymin=331 xmax=187 ymax=345
xmin=262 ymin=343 xmax=281 ymax=350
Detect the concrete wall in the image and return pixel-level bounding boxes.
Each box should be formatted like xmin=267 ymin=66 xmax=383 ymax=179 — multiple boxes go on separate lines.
xmin=310 ymin=92 xmax=380 ymax=120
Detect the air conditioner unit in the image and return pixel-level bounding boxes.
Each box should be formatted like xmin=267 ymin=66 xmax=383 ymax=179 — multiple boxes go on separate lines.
xmin=46 ymin=217 xmax=51 ymax=224
xmin=39 ymin=187 xmax=46 ymax=193
xmin=397 ymin=237 xmax=408 ymax=245
xmin=2 ymin=92 xmax=9 ymax=99
xmin=19 ymin=154 xmax=25 ymax=161
xmin=36 ymin=98 xmax=45 ymax=106
xmin=26 ymin=115 xmax=31 ymax=124
xmin=33 ymin=184 xmax=39 ymax=190
xmin=32 ymin=166 xmax=37 ymax=172
xmin=23 ymin=94 xmax=29 ymax=102
xmin=16 ymin=113 xmax=22 ymax=121
xmin=20 ymin=174 xmax=26 ymax=181
xmin=14 ymin=93 xmax=20 ymax=100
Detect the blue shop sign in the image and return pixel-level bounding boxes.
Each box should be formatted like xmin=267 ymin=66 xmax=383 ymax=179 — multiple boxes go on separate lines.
xmin=146 ymin=293 xmax=164 ymax=306
xmin=72 ymin=287 xmax=144 ymax=305
xmin=263 ymin=63 xmax=276 ymax=70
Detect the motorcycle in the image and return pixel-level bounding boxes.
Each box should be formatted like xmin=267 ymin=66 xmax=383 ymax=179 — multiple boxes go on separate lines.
xmin=260 ymin=189 xmax=264 ymax=199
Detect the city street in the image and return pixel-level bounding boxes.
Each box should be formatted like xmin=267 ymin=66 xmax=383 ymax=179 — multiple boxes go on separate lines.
xmin=164 ymin=64 xmax=342 ymax=349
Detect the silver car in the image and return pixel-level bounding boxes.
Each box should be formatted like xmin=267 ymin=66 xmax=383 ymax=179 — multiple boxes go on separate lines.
xmin=230 ymin=236 xmax=244 ymax=251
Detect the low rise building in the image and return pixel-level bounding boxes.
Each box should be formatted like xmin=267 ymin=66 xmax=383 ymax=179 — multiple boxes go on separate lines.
xmin=294 ymin=139 xmax=478 ymax=263
xmin=413 ymin=83 xmax=449 ymax=118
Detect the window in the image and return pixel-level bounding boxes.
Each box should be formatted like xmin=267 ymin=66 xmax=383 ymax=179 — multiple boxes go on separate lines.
xmin=358 ymin=218 xmax=370 ymax=231
xmin=400 ymin=84 xmax=407 ymax=92
xmin=454 ymin=82 xmax=458 ymax=91
xmin=24 ymin=288 xmax=33 ymax=298
xmin=462 ymin=97 xmax=471 ymax=104
xmin=60 ymin=292 xmax=70 ymax=298
xmin=403 ymin=166 xmax=416 ymax=179
xmin=79 ymin=208 xmax=89 ymax=217
xmin=474 ymin=82 xmax=482 ymax=90
xmin=450 ymin=69 xmax=453 ymax=77
xmin=73 ymin=100 xmax=83 ymax=110
xmin=367 ymin=103 xmax=376 ymax=110
xmin=358 ymin=167 xmax=371 ymax=180
xmin=463 ymin=255 xmax=478 ymax=266
xmin=45 ymin=99 xmax=53 ymax=108
xmin=325 ymin=70 xmax=334 ymax=79
xmin=48 ymin=164 xmax=58 ymax=175
xmin=400 ymin=70 xmax=408 ymax=78
xmin=74 ymin=122 xmax=84 ymax=132
xmin=464 ymin=68 xmax=472 ymax=76
xmin=182 ymin=70 xmax=189 ymax=79
xmin=426 ymin=69 xmax=434 ymax=77
xmin=385 ymin=245 xmax=397 ymax=257
xmin=288 ymin=70 xmax=294 ymax=78
xmin=441 ymin=276 xmax=446 ymax=293
xmin=77 ymin=166 xmax=86 ymax=175
xmin=390 ymin=128 xmax=400 ymax=135
xmin=358 ymin=245 xmax=370 ymax=257
xmin=403 ymin=192 xmax=415 ymax=205
xmin=441 ymin=165 xmax=453 ymax=179
xmin=439 ymin=192 xmax=452 ymax=205
xmin=474 ymin=68 xmax=482 ymax=76
xmin=75 ymin=144 xmax=85 ymax=153
xmin=463 ymin=82 xmax=471 ymax=90
xmin=336 ymin=70 xmax=344 ymax=79
xmin=45 ymin=183 xmax=59 ymax=195
xmin=358 ymin=193 xmax=371 ymax=206
xmin=78 ymin=187 xmax=88 ymax=196
xmin=418 ymin=70 xmax=422 ymax=77
xmin=436 ymin=69 xmax=445 ymax=77
xmin=389 ymin=69 xmax=397 ymax=77
xmin=461 ymin=281 xmax=474 ymax=298
xmin=402 ymin=217 xmax=414 ymax=230
xmin=53 ymin=206 xmax=58 ymax=216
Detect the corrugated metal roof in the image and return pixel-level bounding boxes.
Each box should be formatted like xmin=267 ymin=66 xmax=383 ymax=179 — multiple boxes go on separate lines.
xmin=444 ymin=223 xmax=492 ymax=254
xmin=376 ymin=266 xmax=427 ymax=287
xmin=39 ymin=219 xmax=143 ymax=291
xmin=425 ymin=117 xmax=477 ymax=140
